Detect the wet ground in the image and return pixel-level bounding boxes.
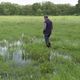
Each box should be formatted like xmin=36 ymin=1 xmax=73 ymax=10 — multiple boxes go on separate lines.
xmin=0 ymin=38 xmax=73 ymax=80
xmin=0 ymin=39 xmax=29 ymax=64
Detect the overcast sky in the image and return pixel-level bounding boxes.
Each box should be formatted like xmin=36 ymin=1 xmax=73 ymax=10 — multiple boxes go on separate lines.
xmin=0 ymin=0 xmax=78 ymax=5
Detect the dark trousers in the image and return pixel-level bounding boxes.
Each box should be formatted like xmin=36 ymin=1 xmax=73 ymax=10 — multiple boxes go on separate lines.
xmin=44 ymin=33 xmax=51 ymax=47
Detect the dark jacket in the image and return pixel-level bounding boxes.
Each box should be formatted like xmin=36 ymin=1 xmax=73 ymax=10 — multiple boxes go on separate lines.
xmin=44 ymin=19 xmax=53 ymax=34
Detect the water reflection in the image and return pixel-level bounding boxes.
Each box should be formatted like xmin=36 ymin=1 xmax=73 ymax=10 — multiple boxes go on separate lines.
xmin=0 ymin=39 xmax=26 ymax=64
xmin=50 ymin=50 xmax=72 ymax=61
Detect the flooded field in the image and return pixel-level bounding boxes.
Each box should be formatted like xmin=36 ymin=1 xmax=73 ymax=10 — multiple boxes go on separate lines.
xmin=0 ymin=16 xmax=80 ymax=80
xmin=0 ymin=42 xmax=37 ymax=79
xmin=0 ymin=40 xmax=25 ymax=62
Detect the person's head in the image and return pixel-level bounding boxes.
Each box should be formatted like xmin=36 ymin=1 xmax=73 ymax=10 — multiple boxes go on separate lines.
xmin=44 ymin=15 xmax=48 ymax=21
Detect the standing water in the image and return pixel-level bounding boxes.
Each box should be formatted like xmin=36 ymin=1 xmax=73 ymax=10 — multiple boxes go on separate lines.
xmin=0 ymin=39 xmax=27 ymax=64
xmin=0 ymin=38 xmax=34 ymax=80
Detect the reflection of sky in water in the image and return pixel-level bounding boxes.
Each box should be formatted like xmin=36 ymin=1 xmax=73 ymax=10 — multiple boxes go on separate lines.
xmin=0 ymin=40 xmax=26 ymax=64
xmin=0 ymin=46 xmax=8 ymax=56
xmin=50 ymin=50 xmax=72 ymax=61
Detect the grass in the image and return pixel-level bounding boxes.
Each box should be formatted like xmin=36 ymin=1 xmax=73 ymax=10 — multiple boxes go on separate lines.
xmin=0 ymin=16 xmax=80 ymax=80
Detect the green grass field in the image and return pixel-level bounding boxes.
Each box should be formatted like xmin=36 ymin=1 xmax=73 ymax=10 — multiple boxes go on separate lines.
xmin=0 ymin=16 xmax=80 ymax=80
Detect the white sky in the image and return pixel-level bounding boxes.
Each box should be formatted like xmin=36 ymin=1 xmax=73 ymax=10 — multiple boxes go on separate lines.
xmin=0 ymin=0 xmax=78 ymax=5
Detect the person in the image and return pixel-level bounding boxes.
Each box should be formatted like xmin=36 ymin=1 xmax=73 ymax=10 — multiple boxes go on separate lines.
xmin=43 ymin=16 xmax=53 ymax=48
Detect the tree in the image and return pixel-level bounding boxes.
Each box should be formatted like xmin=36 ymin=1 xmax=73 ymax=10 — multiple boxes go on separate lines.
xmin=32 ymin=3 xmax=42 ymax=15
xmin=21 ymin=5 xmax=32 ymax=15
xmin=0 ymin=1 xmax=77 ymax=15
xmin=0 ymin=2 xmax=21 ymax=15
xmin=78 ymin=0 xmax=80 ymax=3
xmin=76 ymin=0 xmax=80 ymax=15
xmin=42 ymin=1 xmax=57 ymax=15
xmin=56 ymin=4 xmax=73 ymax=15
xmin=8 ymin=4 xmax=21 ymax=15
xmin=0 ymin=4 xmax=4 ymax=15
xmin=0 ymin=2 xmax=11 ymax=15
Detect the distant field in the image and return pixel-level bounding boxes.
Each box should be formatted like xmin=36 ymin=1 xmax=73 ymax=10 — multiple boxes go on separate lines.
xmin=0 ymin=16 xmax=80 ymax=80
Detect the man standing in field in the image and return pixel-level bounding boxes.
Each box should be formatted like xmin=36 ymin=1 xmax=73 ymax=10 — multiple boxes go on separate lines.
xmin=43 ymin=16 xmax=53 ymax=48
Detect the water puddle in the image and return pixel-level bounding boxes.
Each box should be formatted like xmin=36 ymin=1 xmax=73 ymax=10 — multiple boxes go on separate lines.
xmin=0 ymin=39 xmax=30 ymax=65
xmin=50 ymin=50 xmax=72 ymax=61
xmin=0 ymin=39 xmax=40 ymax=79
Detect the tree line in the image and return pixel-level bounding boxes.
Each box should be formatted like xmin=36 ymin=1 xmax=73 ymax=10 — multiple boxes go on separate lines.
xmin=0 ymin=1 xmax=80 ymax=15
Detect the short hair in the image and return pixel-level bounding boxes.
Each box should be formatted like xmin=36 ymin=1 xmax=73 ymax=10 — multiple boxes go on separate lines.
xmin=44 ymin=15 xmax=48 ymax=18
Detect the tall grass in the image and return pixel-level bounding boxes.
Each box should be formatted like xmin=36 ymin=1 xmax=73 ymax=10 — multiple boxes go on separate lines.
xmin=0 ymin=16 xmax=80 ymax=80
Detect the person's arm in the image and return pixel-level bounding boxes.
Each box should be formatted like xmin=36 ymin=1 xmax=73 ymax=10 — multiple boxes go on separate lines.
xmin=43 ymin=22 xmax=46 ymax=30
xmin=43 ymin=22 xmax=46 ymax=34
